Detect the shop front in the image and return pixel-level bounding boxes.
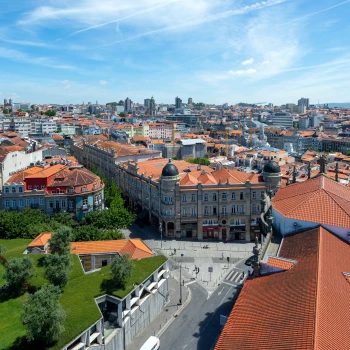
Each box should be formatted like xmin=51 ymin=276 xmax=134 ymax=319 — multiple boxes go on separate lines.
xmin=203 ymin=226 xmax=219 ymax=239
xmin=229 ymin=218 xmax=246 ymax=240
xmin=181 ymin=223 xmax=197 ymax=238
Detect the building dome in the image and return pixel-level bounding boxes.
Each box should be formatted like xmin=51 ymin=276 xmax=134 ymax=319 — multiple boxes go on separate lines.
xmin=263 ymin=160 xmax=281 ymax=174
xmin=161 ymin=159 xmax=179 ymax=177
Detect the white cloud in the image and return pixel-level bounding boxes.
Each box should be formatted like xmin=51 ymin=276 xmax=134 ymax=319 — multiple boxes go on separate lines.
xmin=63 ymin=84 xmax=71 ymax=90
xmin=229 ymin=68 xmax=257 ymax=75
xmin=0 ymin=39 xmax=51 ymax=48
xmin=99 ymin=80 xmax=108 ymax=85
xmin=61 ymin=80 xmax=70 ymax=84
xmin=241 ymin=58 xmax=254 ymax=65
xmin=0 ymin=47 xmax=75 ymax=70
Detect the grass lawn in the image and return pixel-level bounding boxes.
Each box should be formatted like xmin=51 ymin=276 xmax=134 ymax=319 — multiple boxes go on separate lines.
xmin=0 ymin=238 xmax=167 ymax=350
xmin=0 ymin=264 xmax=5 ymax=287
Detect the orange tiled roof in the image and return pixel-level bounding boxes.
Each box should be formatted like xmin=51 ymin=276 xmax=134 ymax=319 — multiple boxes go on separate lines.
xmin=215 ymin=226 xmax=350 ymax=350
xmin=71 ymin=239 xmax=153 ymax=259
xmin=272 ymin=175 xmax=350 ymax=228
xmin=28 ymin=232 xmax=53 ymax=247
xmin=266 ymin=256 xmax=297 ymax=270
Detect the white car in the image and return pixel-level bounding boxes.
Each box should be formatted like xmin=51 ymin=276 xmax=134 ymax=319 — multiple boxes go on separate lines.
xmin=140 ymin=336 xmax=160 ymax=350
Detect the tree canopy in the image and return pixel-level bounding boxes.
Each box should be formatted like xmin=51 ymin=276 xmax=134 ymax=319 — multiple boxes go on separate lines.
xmin=4 ymin=256 xmax=34 ymax=294
xmin=22 ymin=284 xmax=66 ymax=345
xmin=110 ymin=253 xmax=133 ymax=287
xmin=44 ymin=109 xmax=56 ymax=116
xmin=2 ymin=108 xmax=9 ymax=114
xmin=49 ymin=226 xmax=72 ymax=255
xmin=186 ymin=157 xmax=210 ymax=166
xmin=44 ymin=253 xmax=71 ymax=288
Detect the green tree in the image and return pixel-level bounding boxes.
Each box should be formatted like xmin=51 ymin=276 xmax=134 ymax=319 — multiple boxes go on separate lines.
xmin=346 ymin=151 xmax=350 ymax=157
xmin=49 ymin=226 xmax=73 ymax=255
xmin=17 ymin=108 xmax=23 ymax=112
xmin=72 ymin=225 xmax=100 ymax=241
xmin=117 ymin=100 xmax=124 ymax=106
xmin=4 ymin=256 xmax=34 ymax=294
xmin=22 ymin=284 xmax=66 ymax=345
xmin=44 ymin=253 xmax=71 ymax=288
xmin=119 ymin=111 xmax=126 ymax=118
xmin=44 ymin=109 xmax=56 ymax=116
xmin=51 ymin=212 xmax=75 ymax=228
xmin=3 ymin=108 xmax=9 ymax=114
xmin=100 ymin=229 xmax=125 ymax=240
xmin=110 ymin=253 xmax=133 ymax=287
xmin=186 ymin=157 xmax=210 ymax=166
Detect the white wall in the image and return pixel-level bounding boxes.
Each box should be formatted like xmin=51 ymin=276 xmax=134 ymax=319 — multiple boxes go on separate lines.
xmin=1 ymin=149 xmax=43 ymax=187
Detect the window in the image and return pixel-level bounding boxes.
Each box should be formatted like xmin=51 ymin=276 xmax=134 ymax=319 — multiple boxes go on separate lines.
xmin=39 ymin=198 xmax=44 ymax=206
xmin=69 ymin=187 xmax=74 ymax=193
xmin=19 ymin=187 xmax=23 ymax=193
xmin=49 ymin=200 xmax=53 ymax=208
xmin=69 ymin=201 xmax=74 ymax=209
xmin=252 ymin=204 xmax=257 ymax=214
xmin=182 ymin=208 xmax=187 ymax=217
xmin=5 ymin=200 xmax=10 ymax=208
xmin=28 ymin=185 xmax=32 ymax=190
xmin=12 ymin=187 xmax=16 ymax=193
xmin=222 ymin=206 xmax=227 ymax=214
xmin=231 ymin=205 xmax=236 ymax=214
xmin=26 ymin=198 xmax=31 ymax=206
xmin=261 ymin=191 xmax=265 ymax=198
xmin=83 ymin=199 xmax=88 ymax=207
xmin=204 ymin=193 xmax=208 ymax=201
xmin=204 ymin=206 xmax=209 ymax=215
xmin=5 ymin=187 xmax=9 ymax=193
xmin=34 ymin=185 xmax=39 ymax=190
xmin=82 ymin=187 xmax=86 ymax=192
xmin=182 ymin=194 xmax=187 ymax=202
xmin=19 ymin=199 xmax=24 ymax=208
xmin=252 ymin=191 xmax=256 ymax=199
xmin=231 ymin=192 xmax=235 ymax=200
xmin=213 ymin=193 xmax=217 ymax=201
xmin=61 ymin=200 xmax=66 ymax=208
xmin=55 ymin=201 xmax=60 ymax=209
xmin=213 ymin=206 xmax=217 ymax=214
xmin=240 ymin=205 xmax=244 ymax=214
xmin=41 ymin=185 xmax=45 ymax=189
xmin=222 ymin=193 xmax=227 ymax=200
xmin=191 ymin=208 xmax=196 ymax=216
xmin=240 ymin=192 xmax=244 ymax=200
xmin=12 ymin=200 xmax=16 ymax=208
xmin=191 ymin=194 xmax=196 ymax=202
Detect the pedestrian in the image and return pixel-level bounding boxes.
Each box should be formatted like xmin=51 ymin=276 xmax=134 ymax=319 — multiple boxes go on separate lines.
xmin=221 ymin=252 xmax=224 ymax=260
xmin=241 ymin=272 xmax=245 ymax=280
xmin=194 ymin=265 xmax=197 ymax=272
xmin=174 ymin=248 xmax=176 ymax=255
xmin=197 ymin=267 xmax=200 ymax=274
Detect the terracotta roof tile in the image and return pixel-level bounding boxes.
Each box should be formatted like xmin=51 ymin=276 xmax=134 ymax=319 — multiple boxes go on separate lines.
xmin=215 ymin=227 xmax=350 ymax=350
xmin=272 ymin=175 xmax=350 ymax=228
xmin=266 ymin=256 xmax=297 ymax=270
xmin=28 ymin=232 xmax=53 ymax=247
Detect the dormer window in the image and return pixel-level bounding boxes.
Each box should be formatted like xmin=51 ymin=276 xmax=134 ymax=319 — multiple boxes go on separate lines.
xmin=12 ymin=187 xmax=16 ymax=193
xmin=69 ymin=187 xmax=74 ymax=193
xmin=28 ymin=185 xmax=32 ymax=190
xmin=82 ymin=187 xmax=86 ymax=192
xmin=5 ymin=187 xmax=9 ymax=193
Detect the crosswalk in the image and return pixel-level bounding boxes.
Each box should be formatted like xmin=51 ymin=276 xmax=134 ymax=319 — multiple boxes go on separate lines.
xmin=225 ymin=269 xmax=246 ymax=284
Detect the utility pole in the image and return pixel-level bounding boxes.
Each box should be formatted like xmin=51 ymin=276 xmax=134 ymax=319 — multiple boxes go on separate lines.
xmin=159 ymin=222 xmax=163 ymax=249
xmin=179 ymin=264 xmax=182 ymax=305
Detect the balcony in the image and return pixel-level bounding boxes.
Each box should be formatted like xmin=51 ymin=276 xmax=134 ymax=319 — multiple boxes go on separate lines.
xmin=221 ymin=213 xmax=228 ymax=217
xmin=82 ymin=204 xmax=88 ymax=210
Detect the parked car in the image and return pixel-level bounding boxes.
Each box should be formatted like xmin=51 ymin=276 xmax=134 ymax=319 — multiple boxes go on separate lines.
xmin=245 ymin=256 xmax=257 ymax=266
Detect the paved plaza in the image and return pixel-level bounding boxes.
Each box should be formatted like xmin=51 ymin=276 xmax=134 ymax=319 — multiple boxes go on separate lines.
xmin=123 ymin=224 xmax=255 ymax=292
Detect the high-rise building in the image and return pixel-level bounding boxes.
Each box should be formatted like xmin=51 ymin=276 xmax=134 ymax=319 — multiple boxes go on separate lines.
xmin=3 ymin=99 xmax=7 ymax=106
xmin=188 ymin=97 xmax=193 ymax=105
xmin=175 ymin=96 xmax=182 ymax=109
xmin=125 ymin=97 xmax=132 ymax=112
xmin=298 ymin=97 xmax=309 ymax=110
xmin=9 ymin=98 xmax=12 ymax=106
xmin=144 ymin=99 xmax=151 ymax=109
xmin=149 ymin=96 xmax=156 ymax=116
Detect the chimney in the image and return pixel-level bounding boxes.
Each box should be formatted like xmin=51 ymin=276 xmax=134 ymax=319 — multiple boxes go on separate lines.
xmin=335 ymin=162 xmax=339 ymax=182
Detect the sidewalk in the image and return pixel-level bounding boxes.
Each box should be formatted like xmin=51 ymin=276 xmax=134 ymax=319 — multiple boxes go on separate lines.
xmin=125 ymin=271 xmax=191 ymax=350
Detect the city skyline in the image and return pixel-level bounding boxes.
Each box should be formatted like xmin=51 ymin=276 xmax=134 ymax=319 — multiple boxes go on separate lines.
xmin=1 ymin=0 xmax=350 ymax=104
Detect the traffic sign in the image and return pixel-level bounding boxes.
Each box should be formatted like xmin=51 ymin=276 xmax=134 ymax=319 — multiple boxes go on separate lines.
xmin=208 ymin=267 xmax=213 ymax=272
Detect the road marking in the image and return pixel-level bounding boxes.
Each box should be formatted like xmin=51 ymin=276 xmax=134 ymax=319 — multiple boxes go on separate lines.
xmin=185 ymin=280 xmax=197 ymax=286
xmin=207 ymin=291 xmax=213 ymax=300
xmin=219 ymin=285 xmax=233 ymax=306
xmin=218 ymin=287 xmax=225 ymax=296
xmin=222 ymin=281 xmax=237 ymax=287
xmin=183 ymin=345 xmax=188 ymax=348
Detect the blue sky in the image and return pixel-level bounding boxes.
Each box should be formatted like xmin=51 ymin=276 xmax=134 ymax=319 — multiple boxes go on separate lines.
xmin=0 ymin=0 xmax=350 ymax=105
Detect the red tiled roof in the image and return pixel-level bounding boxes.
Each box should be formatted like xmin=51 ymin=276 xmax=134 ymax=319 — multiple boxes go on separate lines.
xmin=272 ymin=175 xmax=350 ymax=228
xmin=28 ymin=232 xmax=53 ymax=247
xmin=266 ymin=256 xmax=297 ymax=270
xmin=71 ymin=239 xmax=153 ymax=259
xmin=215 ymin=226 xmax=350 ymax=350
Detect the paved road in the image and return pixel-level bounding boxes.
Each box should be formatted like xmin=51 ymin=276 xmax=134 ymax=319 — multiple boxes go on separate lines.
xmin=160 ymin=260 xmax=252 ymax=350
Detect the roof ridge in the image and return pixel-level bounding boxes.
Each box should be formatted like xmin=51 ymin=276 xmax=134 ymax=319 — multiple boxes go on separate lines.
xmin=323 ymin=189 xmax=350 ymax=219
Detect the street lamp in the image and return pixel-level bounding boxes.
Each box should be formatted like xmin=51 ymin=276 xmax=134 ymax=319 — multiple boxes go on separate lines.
xmin=159 ymin=221 xmax=163 ymax=249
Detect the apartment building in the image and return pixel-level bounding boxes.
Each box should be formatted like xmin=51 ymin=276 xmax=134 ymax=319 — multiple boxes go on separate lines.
xmin=115 ymin=158 xmax=281 ymax=242
xmin=1 ymin=161 xmax=104 ymax=220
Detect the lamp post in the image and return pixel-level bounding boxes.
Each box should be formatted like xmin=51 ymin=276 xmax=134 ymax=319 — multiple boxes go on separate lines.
xmin=159 ymin=221 xmax=163 ymax=249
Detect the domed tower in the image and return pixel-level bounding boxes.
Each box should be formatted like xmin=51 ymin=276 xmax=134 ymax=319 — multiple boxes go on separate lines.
xmin=262 ymin=160 xmax=282 ymax=192
xmin=160 ymin=159 xmax=181 ymax=237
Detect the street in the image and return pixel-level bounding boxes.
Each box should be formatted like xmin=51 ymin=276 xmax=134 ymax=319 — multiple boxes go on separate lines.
xmin=160 ymin=260 xmax=251 ymax=350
